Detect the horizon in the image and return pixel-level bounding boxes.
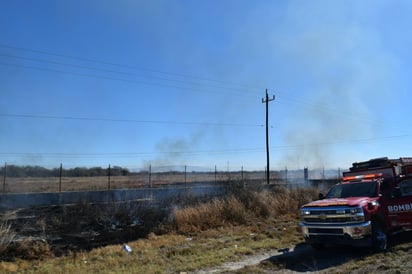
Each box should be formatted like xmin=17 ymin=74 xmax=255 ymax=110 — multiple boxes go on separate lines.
xmin=1 ymin=162 xmax=346 ymax=175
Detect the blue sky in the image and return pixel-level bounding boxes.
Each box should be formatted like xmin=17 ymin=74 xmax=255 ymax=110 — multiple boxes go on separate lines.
xmin=1 ymin=0 xmax=411 ymax=171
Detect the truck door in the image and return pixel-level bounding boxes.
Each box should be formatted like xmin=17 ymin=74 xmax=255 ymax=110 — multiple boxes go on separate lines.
xmin=386 ymin=179 xmax=412 ymax=230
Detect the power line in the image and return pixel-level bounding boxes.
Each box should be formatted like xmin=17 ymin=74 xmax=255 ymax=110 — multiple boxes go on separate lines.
xmin=0 ymin=53 xmax=261 ymax=96
xmin=0 ymin=43 xmax=264 ymax=93
xmin=0 ymin=54 xmax=381 ymax=128
xmin=2 ymin=53 xmax=377 ymax=126
xmin=275 ymin=95 xmax=384 ymax=128
xmin=0 ymin=61 xmax=259 ymax=97
xmin=1 ymin=134 xmax=410 ymax=159
xmin=0 ymin=61 xmax=243 ymax=96
xmin=0 ymin=113 xmax=263 ymax=127
xmin=269 ymin=134 xmax=412 ymax=151
xmin=0 ymin=44 xmax=392 ymax=127
xmin=0 ymin=147 xmax=266 ymax=159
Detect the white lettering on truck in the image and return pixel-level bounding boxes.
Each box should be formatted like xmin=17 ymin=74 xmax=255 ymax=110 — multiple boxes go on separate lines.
xmin=388 ymin=204 xmax=412 ymax=213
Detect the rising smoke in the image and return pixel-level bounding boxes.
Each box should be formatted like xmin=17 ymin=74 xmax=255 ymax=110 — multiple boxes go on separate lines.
xmin=269 ymin=3 xmax=400 ymax=169
xmin=143 ymin=131 xmax=204 ymax=171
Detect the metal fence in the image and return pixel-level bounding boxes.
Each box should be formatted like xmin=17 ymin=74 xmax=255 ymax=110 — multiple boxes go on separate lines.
xmin=0 ymin=163 xmax=341 ymax=194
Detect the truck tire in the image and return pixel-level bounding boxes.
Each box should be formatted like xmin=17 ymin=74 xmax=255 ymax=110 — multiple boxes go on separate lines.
xmin=372 ymin=221 xmax=387 ymax=252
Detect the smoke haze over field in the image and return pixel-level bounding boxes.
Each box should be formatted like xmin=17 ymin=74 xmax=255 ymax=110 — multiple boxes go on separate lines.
xmin=269 ymin=2 xmax=401 ymax=168
xmin=1 ymin=1 xmax=411 ymax=170
xmin=144 ymin=133 xmax=204 ymax=169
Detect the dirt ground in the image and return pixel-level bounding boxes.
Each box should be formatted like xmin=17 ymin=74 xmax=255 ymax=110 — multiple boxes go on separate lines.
xmin=194 ymin=241 xmax=411 ymax=273
xmin=200 ymin=233 xmax=412 ymax=273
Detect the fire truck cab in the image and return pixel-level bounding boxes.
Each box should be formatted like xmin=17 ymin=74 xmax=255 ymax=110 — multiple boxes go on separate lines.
xmin=300 ymin=157 xmax=412 ymax=251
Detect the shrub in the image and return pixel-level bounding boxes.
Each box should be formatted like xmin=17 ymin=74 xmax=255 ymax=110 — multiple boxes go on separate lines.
xmin=0 ymin=221 xmax=52 ymax=260
xmin=13 ymin=237 xmax=52 ymax=260
xmin=173 ymin=186 xmax=319 ymax=233
xmin=222 ymin=196 xmax=248 ymax=224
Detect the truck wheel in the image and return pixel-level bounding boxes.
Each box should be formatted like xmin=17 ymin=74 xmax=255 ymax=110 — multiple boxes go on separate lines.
xmin=372 ymin=221 xmax=387 ymax=252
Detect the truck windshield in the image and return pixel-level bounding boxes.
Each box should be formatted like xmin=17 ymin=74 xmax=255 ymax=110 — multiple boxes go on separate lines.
xmin=325 ymin=182 xmax=378 ymax=198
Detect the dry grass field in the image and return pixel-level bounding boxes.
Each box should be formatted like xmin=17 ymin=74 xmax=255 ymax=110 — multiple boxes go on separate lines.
xmin=1 ymin=183 xmax=409 ymax=273
xmin=2 ymin=171 xmax=270 ymax=193
xmin=0 ymin=185 xmax=315 ymax=272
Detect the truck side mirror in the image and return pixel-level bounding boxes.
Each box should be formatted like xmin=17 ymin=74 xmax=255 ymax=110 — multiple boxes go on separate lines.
xmin=368 ymin=201 xmax=376 ymax=210
xmin=319 ymin=193 xmax=324 ymax=200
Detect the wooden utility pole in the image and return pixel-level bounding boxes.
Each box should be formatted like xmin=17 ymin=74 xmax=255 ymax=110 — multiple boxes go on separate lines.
xmin=262 ymin=89 xmax=275 ymax=184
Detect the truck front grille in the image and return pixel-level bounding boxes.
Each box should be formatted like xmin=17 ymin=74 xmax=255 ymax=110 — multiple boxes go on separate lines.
xmin=301 ymin=206 xmax=364 ymax=225
xmin=303 ymin=216 xmax=353 ymax=223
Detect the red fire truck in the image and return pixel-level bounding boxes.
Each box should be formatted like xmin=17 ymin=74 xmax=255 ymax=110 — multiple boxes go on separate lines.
xmin=300 ymin=157 xmax=412 ymax=251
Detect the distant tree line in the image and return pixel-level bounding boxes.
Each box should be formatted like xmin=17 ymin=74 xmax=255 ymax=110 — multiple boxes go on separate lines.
xmin=0 ymin=165 xmax=130 ymax=178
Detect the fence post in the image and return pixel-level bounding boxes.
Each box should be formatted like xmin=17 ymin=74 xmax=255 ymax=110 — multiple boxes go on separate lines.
xmin=59 ymin=163 xmax=62 ymax=192
xmin=285 ymin=166 xmax=288 ymax=182
xmin=214 ymin=165 xmax=217 ymax=183
xmin=241 ymin=165 xmax=244 ymax=187
xmin=184 ymin=165 xmax=187 ymax=187
xmin=240 ymin=166 xmax=245 ymax=185
xmin=108 ymin=164 xmax=111 ymax=190
xmin=304 ymin=167 xmax=309 ymax=184
xmin=149 ymin=164 xmax=152 ymax=188
xmin=3 ymin=162 xmax=6 ymax=193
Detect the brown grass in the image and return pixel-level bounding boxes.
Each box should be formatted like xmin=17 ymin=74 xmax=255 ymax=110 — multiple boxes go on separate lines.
xmin=174 ymin=186 xmax=318 ymax=233
xmin=0 ymin=184 xmax=321 ymax=273
xmin=2 ymin=171 xmax=279 ymax=193
xmin=0 ymin=222 xmax=16 ymax=255
xmin=2 ymin=183 xmax=411 ymax=273
xmin=0 ymin=222 xmax=52 ymax=260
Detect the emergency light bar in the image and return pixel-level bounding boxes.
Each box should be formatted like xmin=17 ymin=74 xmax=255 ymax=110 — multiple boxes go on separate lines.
xmin=343 ymin=173 xmax=383 ymax=182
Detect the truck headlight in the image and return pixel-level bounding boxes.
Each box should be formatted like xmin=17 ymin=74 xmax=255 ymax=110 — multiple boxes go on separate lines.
xmin=348 ymin=207 xmax=365 ymax=222
xmin=348 ymin=207 xmax=363 ymax=214
xmin=300 ymin=209 xmax=311 ymax=216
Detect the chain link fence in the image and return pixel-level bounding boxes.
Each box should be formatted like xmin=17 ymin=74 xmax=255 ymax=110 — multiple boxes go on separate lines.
xmin=0 ymin=163 xmax=341 ymax=194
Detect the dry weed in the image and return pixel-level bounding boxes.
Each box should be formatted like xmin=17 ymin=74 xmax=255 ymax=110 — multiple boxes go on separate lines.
xmin=16 ymin=237 xmax=52 ymax=260
xmin=174 ymin=186 xmax=319 ymax=233
xmin=0 ymin=222 xmax=16 ymax=255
